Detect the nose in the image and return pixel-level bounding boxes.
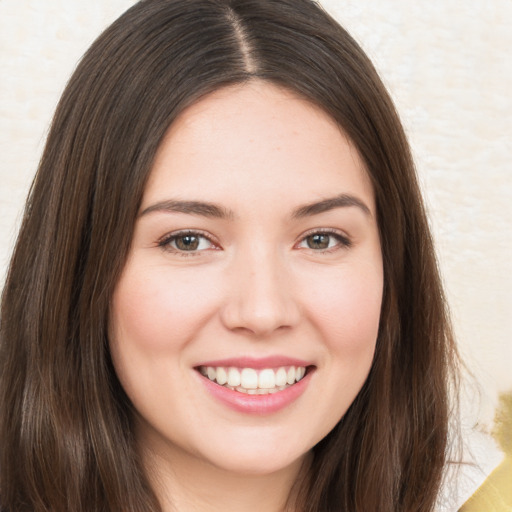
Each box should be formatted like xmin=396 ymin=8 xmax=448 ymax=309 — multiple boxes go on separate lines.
xmin=220 ymin=248 xmax=301 ymax=337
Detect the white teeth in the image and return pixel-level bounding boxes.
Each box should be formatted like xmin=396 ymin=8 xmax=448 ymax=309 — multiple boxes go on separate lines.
xmin=207 ymin=367 xmax=216 ymax=381
xmin=227 ymin=367 xmax=241 ymax=387
xmin=200 ymin=365 xmax=309 ymax=394
xmin=235 ymin=386 xmax=285 ymax=395
xmin=275 ymin=367 xmax=287 ymax=387
xmin=258 ymin=368 xmax=276 ymax=389
xmin=240 ymin=368 xmax=258 ymax=389
xmin=216 ymin=367 xmax=227 ymax=385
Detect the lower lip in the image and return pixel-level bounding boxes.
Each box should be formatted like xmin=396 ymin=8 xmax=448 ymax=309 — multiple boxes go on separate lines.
xmin=197 ymin=370 xmax=313 ymax=415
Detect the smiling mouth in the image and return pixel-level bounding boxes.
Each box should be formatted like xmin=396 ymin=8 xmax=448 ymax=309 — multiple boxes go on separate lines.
xmin=197 ymin=365 xmax=310 ymax=395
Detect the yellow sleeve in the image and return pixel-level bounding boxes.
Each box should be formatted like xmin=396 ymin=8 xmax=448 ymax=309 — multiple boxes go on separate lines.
xmin=458 ymin=457 xmax=512 ymax=512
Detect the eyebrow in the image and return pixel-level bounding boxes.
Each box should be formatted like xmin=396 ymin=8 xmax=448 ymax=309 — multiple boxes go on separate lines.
xmin=139 ymin=199 xmax=235 ymax=219
xmin=139 ymin=193 xmax=371 ymax=220
xmin=292 ymin=194 xmax=372 ymax=218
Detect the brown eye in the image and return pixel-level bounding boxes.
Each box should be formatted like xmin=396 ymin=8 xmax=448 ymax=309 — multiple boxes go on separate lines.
xmin=159 ymin=231 xmax=215 ymax=253
xmin=298 ymin=231 xmax=351 ymax=251
xmin=306 ymin=233 xmax=331 ymax=250
xmin=174 ymin=234 xmax=200 ymax=251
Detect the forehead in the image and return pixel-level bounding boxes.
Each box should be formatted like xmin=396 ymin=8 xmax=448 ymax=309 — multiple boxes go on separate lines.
xmin=143 ymin=81 xmax=374 ymax=213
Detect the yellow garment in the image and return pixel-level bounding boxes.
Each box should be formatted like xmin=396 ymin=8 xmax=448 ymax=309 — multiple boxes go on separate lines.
xmin=459 ymin=457 xmax=512 ymax=512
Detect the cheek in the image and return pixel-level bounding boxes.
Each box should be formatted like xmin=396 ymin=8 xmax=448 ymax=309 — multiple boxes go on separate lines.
xmin=109 ymin=263 xmax=223 ymax=354
xmin=108 ymin=263 xmax=225 ymax=419
xmin=289 ymin=263 xmax=382 ymax=446
xmin=304 ymin=264 xmax=383 ymax=353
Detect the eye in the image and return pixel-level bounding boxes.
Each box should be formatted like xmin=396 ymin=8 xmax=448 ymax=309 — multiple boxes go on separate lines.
xmin=297 ymin=230 xmax=351 ymax=251
xmin=158 ymin=230 xmax=217 ymax=254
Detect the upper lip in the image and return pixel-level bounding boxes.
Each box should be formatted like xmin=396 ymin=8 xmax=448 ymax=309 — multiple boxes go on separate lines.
xmin=195 ymin=356 xmax=314 ymax=369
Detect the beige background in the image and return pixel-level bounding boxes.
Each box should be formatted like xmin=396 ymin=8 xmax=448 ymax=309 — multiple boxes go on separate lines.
xmin=1 ymin=0 xmax=511 ymax=441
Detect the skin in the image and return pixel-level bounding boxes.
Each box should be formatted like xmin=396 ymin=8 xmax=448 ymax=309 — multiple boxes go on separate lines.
xmin=109 ymin=81 xmax=383 ymax=512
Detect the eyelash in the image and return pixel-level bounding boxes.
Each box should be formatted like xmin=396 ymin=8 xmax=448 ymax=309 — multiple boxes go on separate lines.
xmin=295 ymin=228 xmax=352 ymax=253
xmin=157 ymin=230 xmax=218 ymax=257
xmin=157 ymin=228 xmax=352 ymax=256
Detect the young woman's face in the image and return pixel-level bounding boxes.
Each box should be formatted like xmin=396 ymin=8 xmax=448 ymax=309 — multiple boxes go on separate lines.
xmin=109 ymin=82 xmax=383 ymax=477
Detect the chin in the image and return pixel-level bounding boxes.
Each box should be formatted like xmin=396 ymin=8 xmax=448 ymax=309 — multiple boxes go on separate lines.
xmin=207 ymin=449 xmax=308 ymax=477
xmin=192 ymin=427 xmax=312 ymax=477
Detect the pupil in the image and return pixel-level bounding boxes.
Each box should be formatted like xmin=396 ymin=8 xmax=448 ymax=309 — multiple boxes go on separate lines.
xmin=176 ymin=235 xmax=199 ymax=251
xmin=308 ymin=234 xmax=329 ymax=249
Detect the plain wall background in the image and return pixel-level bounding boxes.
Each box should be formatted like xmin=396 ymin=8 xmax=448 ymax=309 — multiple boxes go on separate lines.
xmin=1 ymin=0 xmax=511 ymax=434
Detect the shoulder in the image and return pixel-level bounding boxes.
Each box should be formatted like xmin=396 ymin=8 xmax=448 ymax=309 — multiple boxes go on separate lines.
xmin=458 ymin=456 xmax=512 ymax=511
xmin=437 ymin=426 xmax=504 ymax=511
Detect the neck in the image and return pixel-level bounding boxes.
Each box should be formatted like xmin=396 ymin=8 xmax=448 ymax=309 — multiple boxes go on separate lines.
xmin=141 ymin=437 xmax=310 ymax=512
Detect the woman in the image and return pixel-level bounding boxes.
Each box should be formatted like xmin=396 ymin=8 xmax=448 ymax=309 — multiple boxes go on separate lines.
xmin=0 ymin=0 xmax=459 ymax=510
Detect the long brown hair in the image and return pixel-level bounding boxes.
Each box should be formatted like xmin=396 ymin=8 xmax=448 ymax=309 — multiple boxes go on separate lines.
xmin=0 ymin=1 xmax=458 ymax=510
